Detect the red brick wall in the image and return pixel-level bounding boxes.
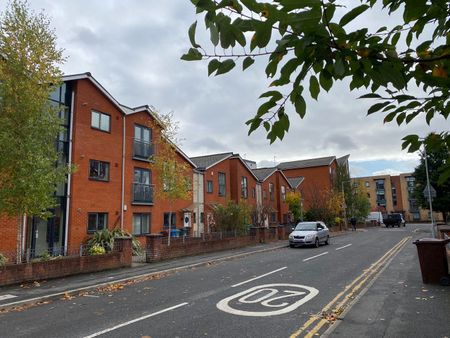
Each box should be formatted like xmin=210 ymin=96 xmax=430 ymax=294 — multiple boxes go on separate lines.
xmin=0 ymin=215 xmax=18 ymax=255
xmin=260 ymin=173 xmax=279 ymax=224
xmin=229 ymin=158 xmax=258 ymax=210
xmin=68 ymin=79 xmax=125 ymax=249
xmin=276 ymin=172 xmax=290 ymax=224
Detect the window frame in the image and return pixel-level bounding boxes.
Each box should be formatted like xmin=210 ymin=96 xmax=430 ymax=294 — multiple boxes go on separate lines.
xmin=163 ymin=212 xmax=177 ymax=229
xmin=269 ymin=183 xmax=274 ymax=201
xmin=87 ymin=212 xmax=108 ymax=233
xmin=206 ymin=180 xmax=213 ymax=193
xmin=133 ymin=124 xmax=152 ymax=160
xmin=132 ymin=213 xmax=151 ymax=235
xmin=218 ymin=172 xmax=226 ymax=197
xmin=89 ymin=159 xmax=110 ymax=182
xmin=91 ymin=110 xmax=111 ymax=133
xmin=281 ymin=185 xmax=286 ymax=202
xmin=241 ymin=176 xmax=248 ymax=199
xmin=133 ymin=167 xmax=153 ymax=204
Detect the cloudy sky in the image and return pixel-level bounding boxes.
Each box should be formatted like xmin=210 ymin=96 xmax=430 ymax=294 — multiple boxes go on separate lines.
xmin=2 ymin=1 xmax=446 ymax=177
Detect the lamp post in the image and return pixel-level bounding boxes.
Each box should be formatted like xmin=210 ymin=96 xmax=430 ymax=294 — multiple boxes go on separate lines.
xmin=422 ymin=145 xmax=436 ymax=238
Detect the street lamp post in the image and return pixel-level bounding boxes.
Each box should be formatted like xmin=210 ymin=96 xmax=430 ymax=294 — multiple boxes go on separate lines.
xmin=422 ymin=145 xmax=436 ymax=238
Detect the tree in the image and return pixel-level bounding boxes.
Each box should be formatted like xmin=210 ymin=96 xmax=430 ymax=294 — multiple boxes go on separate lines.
xmin=0 ymin=0 xmax=67 ymax=261
xmin=285 ymin=191 xmax=301 ymax=222
xmin=350 ymin=181 xmax=371 ymax=220
xmin=149 ymin=112 xmax=192 ymax=245
xmin=211 ymin=200 xmax=251 ymax=234
xmin=413 ymin=134 xmax=450 ymax=222
xmin=184 ymin=0 xmax=450 ymax=182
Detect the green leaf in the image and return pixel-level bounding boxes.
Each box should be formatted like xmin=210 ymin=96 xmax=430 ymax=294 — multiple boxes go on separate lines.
xmin=263 ymin=121 xmax=270 ymax=131
xmin=359 ymin=93 xmax=381 ymax=99
xmin=426 ymin=110 xmax=434 ymax=125
xmin=256 ymin=100 xmax=277 ymax=117
xmin=181 ymin=48 xmax=203 ymax=61
xmin=333 ymin=56 xmax=345 ymax=77
xmin=309 ymin=75 xmax=320 ymax=100
xmin=319 ymin=71 xmax=333 ymax=92
xmin=188 ymin=21 xmax=200 ymax=48
xmin=246 ymin=117 xmax=262 ymax=135
xmin=210 ymin=24 xmax=219 ymax=46
xmin=396 ymin=112 xmax=406 ymax=125
xmin=293 ymin=95 xmax=306 ymax=118
xmin=367 ymin=102 xmax=389 ymax=115
xmin=208 ymin=59 xmax=221 ymax=76
xmin=259 ymin=90 xmax=283 ymax=101
xmin=243 ymin=56 xmax=255 ymax=71
xmin=383 ymin=112 xmax=396 ymax=123
xmin=339 ymin=5 xmax=369 ymax=27
xmin=254 ymin=21 xmax=272 ymax=48
xmin=215 ymin=59 xmax=236 ymax=75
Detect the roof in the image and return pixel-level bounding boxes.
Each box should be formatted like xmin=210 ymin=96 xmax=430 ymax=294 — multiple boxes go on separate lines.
xmin=189 ymin=152 xmax=233 ymax=170
xmin=229 ymin=154 xmax=260 ymax=181
xmin=252 ymin=167 xmax=277 ymax=181
xmin=287 ymin=176 xmax=304 ymax=189
xmin=277 ymin=156 xmax=336 ymax=170
xmin=336 ymin=154 xmax=350 ymax=166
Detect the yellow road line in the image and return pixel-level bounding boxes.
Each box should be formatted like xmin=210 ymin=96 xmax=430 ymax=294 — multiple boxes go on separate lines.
xmin=290 ymin=237 xmax=411 ymax=338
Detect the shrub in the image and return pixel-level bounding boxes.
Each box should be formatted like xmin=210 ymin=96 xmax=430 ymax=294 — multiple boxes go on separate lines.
xmin=89 ymin=244 xmax=106 ymax=256
xmin=0 ymin=253 xmax=7 ymax=267
xmin=86 ymin=227 xmax=142 ymax=256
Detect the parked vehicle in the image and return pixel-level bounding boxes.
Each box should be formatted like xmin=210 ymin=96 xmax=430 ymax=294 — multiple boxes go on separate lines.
xmin=365 ymin=211 xmax=384 ymax=226
xmin=289 ymin=221 xmax=329 ymax=248
xmin=383 ymin=213 xmax=406 ymax=227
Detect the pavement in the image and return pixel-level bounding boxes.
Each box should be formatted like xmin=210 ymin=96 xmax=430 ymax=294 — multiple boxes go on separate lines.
xmin=1 ymin=226 xmax=449 ymax=338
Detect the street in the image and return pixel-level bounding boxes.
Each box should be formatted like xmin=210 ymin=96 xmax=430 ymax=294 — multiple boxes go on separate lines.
xmin=1 ymin=224 xmax=449 ymax=338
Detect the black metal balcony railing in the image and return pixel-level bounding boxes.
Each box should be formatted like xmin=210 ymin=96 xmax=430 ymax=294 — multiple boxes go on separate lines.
xmin=132 ymin=183 xmax=154 ymax=203
xmin=133 ymin=139 xmax=154 ymax=159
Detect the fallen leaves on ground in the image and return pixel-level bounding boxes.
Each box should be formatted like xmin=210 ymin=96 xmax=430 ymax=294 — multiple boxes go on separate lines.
xmin=0 ymin=300 xmax=51 ymax=313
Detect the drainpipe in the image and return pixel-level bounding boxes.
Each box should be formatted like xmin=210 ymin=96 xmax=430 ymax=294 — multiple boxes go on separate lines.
xmin=64 ymin=90 xmax=75 ymax=255
xmin=121 ymin=115 xmax=126 ymax=230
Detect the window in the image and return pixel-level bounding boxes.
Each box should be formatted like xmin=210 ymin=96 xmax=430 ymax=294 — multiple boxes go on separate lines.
xmin=132 ymin=213 xmax=151 ymax=235
xmin=91 ymin=110 xmax=110 ymax=132
xmin=281 ymin=186 xmax=286 ymax=202
xmin=200 ymin=212 xmax=204 ymax=224
xmin=271 ymin=212 xmax=276 ymax=223
xmin=87 ymin=213 xmax=108 ymax=233
xmin=241 ymin=177 xmax=248 ymax=199
xmin=252 ymin=187 xmax=256 ymax=198
xmin=133 ymin=125 xmax=152 ymax=159
xmin=218 ymin=172 xmax=226 ymax=196
xmin=365 ymin=181 xmax=370 ymax=187
xmin=269 ymin=183 xmax=274 ymax=201
xmin=163 ymin=212 xmax=176 ymax=229
xmin=263 ymin=190 xmax=267 ymax=199
xmin=206 ymin=180 xmax=213 ymax=193
xmin=133 ymin=168 xmax=153 ymax=203
xmin=89 ymin=160 xmax=110 ymax=181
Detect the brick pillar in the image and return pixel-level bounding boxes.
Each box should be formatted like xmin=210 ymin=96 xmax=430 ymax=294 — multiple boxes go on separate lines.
xmin=259 ymin=227 xmax=267 ymax=243
xmin=146 ymin=234 xmax=163 ymax=262
xmin=250 ymin=227 xmax=260 ymax=243
xmin=277 ymin=225 xmax=286 ymax=240
xmin=115 ymin=237 xmax=132 ymax=267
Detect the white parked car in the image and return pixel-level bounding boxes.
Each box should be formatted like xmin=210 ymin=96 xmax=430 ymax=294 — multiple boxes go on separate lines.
xmin=289 ymin=221 xmax=330 ymax=248
xmin=365 ymin=211 xmax=384 ymax=226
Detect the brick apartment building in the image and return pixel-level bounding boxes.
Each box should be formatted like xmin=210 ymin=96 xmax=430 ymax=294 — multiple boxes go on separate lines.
xmin=277 ymin=155 xmax=350 ymax=209
xmin=353 ymin=173 xmax=443 ymax=222
xmin=0 ymin=71 xmax=353 ymax=259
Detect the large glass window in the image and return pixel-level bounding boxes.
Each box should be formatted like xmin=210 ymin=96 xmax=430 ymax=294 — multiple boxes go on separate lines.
xmin=269 ymin=183 xmax=274 ymax=201
xmin=134 ymin=125 xmax=152 ymax=159
xmin=87 ymin=213 xmax=108 ymax=233
xmin=241 ymin=177 xmax=248 ymax=199
xmin=218 ymin=172 xmax=226 ymax=196
xmin=281 ymin=185 xmax=286 ymax=201
xmin=133 ymin=168 xmax=153 ymax=203
xmin=132 ymin=213 xmax=151 ymax=235
xmin=89 ymin=160 xmax=110 ymax=181
xmin=91 ymin=110 xmax=110 ymax=132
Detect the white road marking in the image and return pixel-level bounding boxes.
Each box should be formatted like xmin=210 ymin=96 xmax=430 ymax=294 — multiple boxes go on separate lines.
xmin=303 ymin=252 xmax=328 ymax=262
xmin=335 ymin=244 xmax=352 ymax=251
xmin=0 ymin=294 xmax=17 ymax=301
xmin=83 ymin=302 xmax=188 ymax=338
xmin=231 ymin=267 xmax=287 ymax=288
xmin=217 ymin=283 xmax=319 ymax=317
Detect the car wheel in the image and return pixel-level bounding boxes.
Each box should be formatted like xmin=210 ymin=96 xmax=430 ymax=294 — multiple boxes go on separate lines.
xmin=325 ymin=236 xmax=330 ymax=245
xmin=314 ymin=238 xmax=319 ymax=248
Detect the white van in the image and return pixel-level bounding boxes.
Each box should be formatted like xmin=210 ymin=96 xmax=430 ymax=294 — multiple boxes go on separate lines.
xmin=366 ymin=212 xmax=384 ymax=226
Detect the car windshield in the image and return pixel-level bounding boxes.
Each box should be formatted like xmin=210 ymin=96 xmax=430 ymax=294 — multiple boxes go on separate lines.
xmin=294 ymin=223 xmax=317 ymax=231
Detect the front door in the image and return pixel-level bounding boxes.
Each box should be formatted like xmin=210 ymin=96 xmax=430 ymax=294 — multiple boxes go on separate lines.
xmin=31 ymin=217 xmax=49 ymax=257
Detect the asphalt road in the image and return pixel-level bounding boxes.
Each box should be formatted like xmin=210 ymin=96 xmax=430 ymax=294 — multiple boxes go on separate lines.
xmin=0 ymin=224 xmax=444 ymax=338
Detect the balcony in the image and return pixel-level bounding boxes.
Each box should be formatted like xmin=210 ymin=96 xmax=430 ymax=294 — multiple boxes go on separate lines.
xmin=133 ymin=139 xmax=154 ymax=160
xmin=132 ymin=183 xmax=154 ymax=204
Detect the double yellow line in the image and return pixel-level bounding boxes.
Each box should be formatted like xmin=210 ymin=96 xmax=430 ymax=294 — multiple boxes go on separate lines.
xmin=290 ymin=236 xmax=411 ymax=338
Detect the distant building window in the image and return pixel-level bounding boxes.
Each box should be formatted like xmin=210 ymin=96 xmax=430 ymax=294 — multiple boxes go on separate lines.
xmin=89 ymin=160 xmax=109 ymax=181
xmin=365 ymin=181 xmax=369 ymax=187
xmin=91 ymin=110 xmax=110 ymax=132
xmin=163 ymin=212 xmax=176 ymax=229
xmin=281 ymin=186 xmax=286 ymax=202
xmin=269 ymin=183 xmax=274 ymax=201
xmin=133 ymin=168 xmax=153 ymax=203
xmin=87 ymin=213 xmax=107 ymax=233
xmin=263 ymin=190 xmax=267 ymax=199
xmin=218 ymin=172 xmax=226 ymax=196
xmin=271 ymin=212 xmax=276 ymax=223
xmin=132 ymin=213 xmax=150 ymax=235
xmin=241 ymin=177 xmax=248 ymax=199
xmin=206 ymin=180 xmax=213 ymax=193
xmin=252 ymin=187 xmax=256 ymax=198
